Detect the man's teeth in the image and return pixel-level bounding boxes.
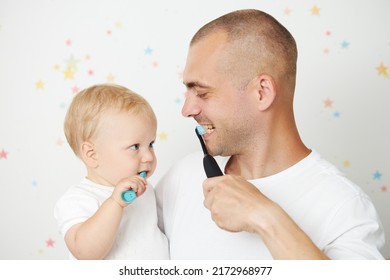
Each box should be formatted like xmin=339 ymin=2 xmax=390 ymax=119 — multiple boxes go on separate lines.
xmin=203 ymin=124 xmax=214 ymax=134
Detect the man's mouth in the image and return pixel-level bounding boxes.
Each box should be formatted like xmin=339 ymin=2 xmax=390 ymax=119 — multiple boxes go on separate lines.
xmin=200 ymin=124 xmax=215 ymax=134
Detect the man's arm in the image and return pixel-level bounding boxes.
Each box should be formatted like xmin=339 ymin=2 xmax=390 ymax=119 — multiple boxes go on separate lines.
xmin=202 ymin=174 xmax=329 ymax=259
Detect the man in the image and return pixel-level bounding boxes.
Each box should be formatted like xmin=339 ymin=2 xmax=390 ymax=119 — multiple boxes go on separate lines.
xmin=155 ymin=9 xmax=384 ymax=259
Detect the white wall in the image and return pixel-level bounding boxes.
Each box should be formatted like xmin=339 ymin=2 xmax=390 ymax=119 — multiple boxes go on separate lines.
xmin=0 ymin=0 xmax=389 ymax=259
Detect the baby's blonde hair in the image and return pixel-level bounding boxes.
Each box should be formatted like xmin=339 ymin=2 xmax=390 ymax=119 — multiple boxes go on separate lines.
xmin=64 ymin=83 xmax=156 ymax=157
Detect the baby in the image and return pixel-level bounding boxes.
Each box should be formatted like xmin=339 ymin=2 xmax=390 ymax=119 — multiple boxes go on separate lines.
xmin=54 ymin=84 xmax=169 ymax=259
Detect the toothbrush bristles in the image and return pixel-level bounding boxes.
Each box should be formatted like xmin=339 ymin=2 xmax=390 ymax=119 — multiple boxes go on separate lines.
xmin=196 ymin=125 xmax=207 ymax=136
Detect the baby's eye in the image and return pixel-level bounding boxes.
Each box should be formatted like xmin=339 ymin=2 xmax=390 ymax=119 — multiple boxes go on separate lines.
xmin=149 ymin=141 xmax=155 ymax=148
xmin=129 ymin=144 xmax=140 ymax=150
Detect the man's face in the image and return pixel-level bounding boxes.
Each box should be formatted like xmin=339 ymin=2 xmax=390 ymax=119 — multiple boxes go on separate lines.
xmin=182 ymin=32 xmax=257 ymax=157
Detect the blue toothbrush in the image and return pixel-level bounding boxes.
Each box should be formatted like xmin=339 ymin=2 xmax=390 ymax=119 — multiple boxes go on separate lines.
xmin=121 ymin=171 xmax=146 ymax=203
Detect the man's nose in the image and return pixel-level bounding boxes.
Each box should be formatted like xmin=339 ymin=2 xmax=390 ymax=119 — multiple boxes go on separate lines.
xmin=181 ymin=92 xmax=201 ymax=118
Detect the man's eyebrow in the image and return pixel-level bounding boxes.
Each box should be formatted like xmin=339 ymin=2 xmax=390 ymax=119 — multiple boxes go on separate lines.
xmin=183 ymin=80 xmax=211 ymax=89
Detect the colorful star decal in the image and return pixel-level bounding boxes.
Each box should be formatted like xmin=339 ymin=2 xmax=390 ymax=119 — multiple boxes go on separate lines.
xmin=63 ymin=67 xmax=75 ymax=80
xmin=65 ymin=39 xmax=72 ymax=46
xmin=65 ymin=55 xmax=80 ymax=71
xmin=373 ymin=170 xmax=382 ymax=180
xmin=323 ymin=98 xmax=333 ymax=108
xmin=71 ymin=85 xmax=80 ymax=94
xmin=32 ymin=180 xmax=38 ymax=188
xmin=107 ymin=73 xmax=115 ymax=83
xmin=343 ymin=160 xmax=351 ymax=168
xmin=46 ymin=238 xmax=55 ymax=247
xmin=35 ymin=80 xmax=45 ymax=89
xmin=333 ymin=111 xmax=340 ymax=118
xmin=56 ymin=137 xmax=64 ymax=146
xmin=311 ymin=5 xmax=320 ymax=16
xmin=144 ymin=47 xmax=153 ymax=55
xmin=159 ymin=132 xmax=168 ymax=141
xmin=341 ymin=40 xmax=350 ymax=49
xmin=376 ymin=63 xmax=388 ymax=77
xmin=381 ymin=185 xmax=388 ymax=192
xmin=0 ymin=149 xmax=8 ymax=159
xmin=283 ymin=7 xmax=291 ymax=16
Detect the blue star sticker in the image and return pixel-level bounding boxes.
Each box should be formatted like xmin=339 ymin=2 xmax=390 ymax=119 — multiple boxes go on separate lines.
xmin=373 ymin=171 xmax=382 ymax=180
xmin=341 ymin=40 xmax=350 ymax=49
xmin=144 ymin=47 xmax=153 ymax=55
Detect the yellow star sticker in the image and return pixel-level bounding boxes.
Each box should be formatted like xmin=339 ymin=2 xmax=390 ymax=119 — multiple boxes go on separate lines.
xmin=376 ymin=63 xmax=388 ymax=76
xmin=343 ymin=160 xmax=351 ymax=168
xmin=63 ymin=66 xmax=75 ymax=80
xmin=311 ymin=5 xmax=320 ymax=15
xmin=159 ymin=132 xmax=168 ymax=141
xmin=106 ymin=73 xmax=115 ymax=82
xmin=35 ymin=80 xmax=45 ymax=89
xmin=115 ymin=21 xmax=122 ymax=29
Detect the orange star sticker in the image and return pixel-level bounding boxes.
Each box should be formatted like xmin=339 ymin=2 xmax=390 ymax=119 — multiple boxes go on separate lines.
xmin=376 ymin=63 xmax=388 ymax=76
xmin=106 ymin=73 xmax=115 ymax=83
xmin=311 ymin=5 xmax=320 ymax=15
xmin=323 ymin=98 xmax=333 ymax=108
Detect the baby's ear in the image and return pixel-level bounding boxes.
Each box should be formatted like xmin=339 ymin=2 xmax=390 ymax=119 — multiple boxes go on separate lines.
xmin=80 ymin=141 xmax=98 ymax=168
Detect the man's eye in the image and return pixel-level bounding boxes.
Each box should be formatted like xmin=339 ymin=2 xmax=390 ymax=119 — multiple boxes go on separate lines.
xmin=130 ymin=144 xmax=140 ymax=150
xmin=197 ymin=92 xmax=208 ymax=99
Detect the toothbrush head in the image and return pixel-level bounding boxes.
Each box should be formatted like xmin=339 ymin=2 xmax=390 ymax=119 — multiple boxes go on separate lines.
xmin=138 ymin=171 xmax=147 ymax=178
xmin=195 ymin=126 xmax=209 ymax=155
xmin=196 ymin=125 xmax=206 ymax=136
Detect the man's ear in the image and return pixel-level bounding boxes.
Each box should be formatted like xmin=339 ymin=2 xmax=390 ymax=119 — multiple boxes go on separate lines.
xmin=80 ymin=141 xmax=98 ymax=168
xmin=255 ymin=74 xmax=277 ymax=111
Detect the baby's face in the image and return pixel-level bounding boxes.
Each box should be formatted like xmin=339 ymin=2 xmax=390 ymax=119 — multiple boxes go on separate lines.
xmin=91 ymin=110 xmax=157 ymax=186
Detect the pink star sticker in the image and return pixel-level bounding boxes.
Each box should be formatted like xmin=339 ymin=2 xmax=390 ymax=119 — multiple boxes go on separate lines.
xmin=46 ymin=238 xmax=55 ymax=247
xmin=0 ymin=149 xmax=8 ymax=159
xmin=72 ymin=85 xmax=80 ymax=94
xmin=323 ymin=98 xmax=333 ymax=108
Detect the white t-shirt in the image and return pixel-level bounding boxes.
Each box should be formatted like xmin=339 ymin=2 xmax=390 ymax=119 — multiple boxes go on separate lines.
xmin=54 ymin=178 xmax=169 ymax=259
xmin=155 ymin=150 xmax=384 ymax=259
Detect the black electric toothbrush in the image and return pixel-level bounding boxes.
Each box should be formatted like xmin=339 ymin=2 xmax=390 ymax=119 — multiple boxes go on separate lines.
xmin=195 ymin=126 xmax=223 ymax=177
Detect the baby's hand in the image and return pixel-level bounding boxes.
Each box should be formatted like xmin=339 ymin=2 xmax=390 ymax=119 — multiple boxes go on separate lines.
xmin=111 ymin=174 xmax=147 ymax=208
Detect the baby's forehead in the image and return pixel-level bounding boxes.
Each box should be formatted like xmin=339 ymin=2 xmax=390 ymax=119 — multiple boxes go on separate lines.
xmin=99 ymin=107 xmax=155 ymax=126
